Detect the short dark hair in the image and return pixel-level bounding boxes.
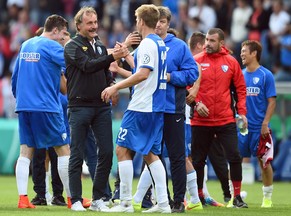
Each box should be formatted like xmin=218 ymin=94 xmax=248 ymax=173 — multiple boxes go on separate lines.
xmin=189 ymin=32 xmax=205 ymax=51
xmin=207 ymin=28 xmax=225 ymax=41
xmin=241 ymin=40 xmax=262 ymax=62
xmin=44 ymin=14 xmax=68 ymax=32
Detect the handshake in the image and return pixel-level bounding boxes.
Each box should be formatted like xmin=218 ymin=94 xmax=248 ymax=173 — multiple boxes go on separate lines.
xmin=112 ymin=42 xmax=130 ymax=60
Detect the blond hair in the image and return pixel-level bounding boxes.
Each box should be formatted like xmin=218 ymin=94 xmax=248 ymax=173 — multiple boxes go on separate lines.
xmin=135 ymin=4 xmax=160 ymax=29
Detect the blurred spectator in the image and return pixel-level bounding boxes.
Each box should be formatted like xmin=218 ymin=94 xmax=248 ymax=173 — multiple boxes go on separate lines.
xmin=6 ymin=0 xmax=24 ymax=26
xmin=230 ymin=0 xmax=252 ymax=63
xmin=212 ymin=0 xmax=232 ymax=35
xmin=120 ymin=0 xmax=152 ymax=32
xmin=162 ymin=0 xmax=179 ymax=28
xmin=275 ymin=23 xmax=291 ymax=81
xmin=1 ymin=72 xmax=16 ymax=118
xmin=10 ymin=8 xmax=38 ymax=54
xmin=0 ymin=22 xmax=13 ymax=78
xmin=186 ymin=17 xmax=202 ymax=40
xmin=108 ymin=19 xmax=129 ymax=48
xmin=246 ymin=0 xmax=273 ymax=69
xmin=188 ymin=0 xmax=216 ymax=34
xmin=29 ymin=0 xmax=65 ymax=27
xmin=104 ymin=0 xmax=121 ymax=33
xmin=268 ymin=0 xmax=290 ymax=69
xmin=246 ymin=0 xmax=271 ymax=42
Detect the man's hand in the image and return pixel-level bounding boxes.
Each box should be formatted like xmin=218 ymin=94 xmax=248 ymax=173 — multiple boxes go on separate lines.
xmin=109 ymin=61 xmax=119 ymax=73
xmin=101 ymin=86 xmax=118 ymax=103
xmin=124 ymin=32 xmax=141 ymax=48
xmin=195 ymin=102 xmax=209 ymax=117
xmin=261 ymin=123 xmax=270 ymax=139
xmin=186 ymin=85 xmax=199 ymax=105
xmin=239 ymin=114 xmax=248 ymax=130
xmin=112 ymin=42 xmax=130 ymax=60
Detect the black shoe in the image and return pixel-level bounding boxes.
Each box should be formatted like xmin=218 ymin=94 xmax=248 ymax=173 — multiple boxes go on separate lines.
xmin=51 ymin=196 xmax=66 ymax=206
xmin=233 ymin=195 xmax=248 ymax=208
xmin=31 ymin=196 xmax=47 ymax=205
xmin=171 ymin=201 xmax=185 ymax=213
xmin=141 ymin=188 xmax=153 ymax=208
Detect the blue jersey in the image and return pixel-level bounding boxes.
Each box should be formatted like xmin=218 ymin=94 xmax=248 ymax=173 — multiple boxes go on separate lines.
xmin=164 ymin=33 xmax=198 ymax=114
xmin=128 ymin=34 xmax=167 ymax=112
xmin=243 ymin=66 xmax=276 ymax=131
xmin=12 ymin=36 xmax=65 ymax=113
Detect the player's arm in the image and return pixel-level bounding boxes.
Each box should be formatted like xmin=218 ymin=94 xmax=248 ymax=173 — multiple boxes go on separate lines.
xmin=261 ymin=97 xmax=276 ymax=138
xmin=186 ymin=62 xmax=201 ymax=105
xmin=60 ymin=72 xmax=67 ymax=95
xmin=101 ymin=68 xmax=150 ymax=103
xmin=109 ymin=61 xmax=132 ymax=78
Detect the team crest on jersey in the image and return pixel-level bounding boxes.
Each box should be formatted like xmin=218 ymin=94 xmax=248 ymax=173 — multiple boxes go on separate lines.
xmin=143 ymin=54 xmax=150 ymax=64
xmin=221 ymin=65 xmax=229 ymax=72
xmin=62 ymin=133 xmax=67 ymax=141
xmin=82 ymin=46 xmax=88 ymax=51
xmin=97 ymin=46 xmax=102 ymax=55
xmin=253 ymin=77 xmax=260 ymax=84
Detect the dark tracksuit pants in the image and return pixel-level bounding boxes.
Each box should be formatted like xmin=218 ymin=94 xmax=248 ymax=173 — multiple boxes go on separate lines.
xmin=191 ymin=123 xmax=242 ymax=192
xmin=163 ymin=113 xmax=186 ymax=204
xmin=68 ymin=106 xmax=113 ymax=204
xmin=208 ymin=139 xmax=231 ymax=198
xmin=32 ymin=147 xmax=63 ymax=198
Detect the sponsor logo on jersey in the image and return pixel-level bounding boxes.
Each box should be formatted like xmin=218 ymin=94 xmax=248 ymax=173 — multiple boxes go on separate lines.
xmin=247 ymin=87 xmax=260 ymax=96
xmin=201 ymin=63 xmax=210 ymax=71
xmin=20 ymin=52 xmax=40 ymax=62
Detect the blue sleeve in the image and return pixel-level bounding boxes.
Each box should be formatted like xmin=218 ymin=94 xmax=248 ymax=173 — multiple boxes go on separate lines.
xmin=169 ymin=44 xmax=198 ymax=87
xmin=11 ymin=55 xmax=20 ymax=98
xmin=266 ymin=72 xmax=277 ymax=98
xmin=50 ymin=41 xmax=66 ymax=69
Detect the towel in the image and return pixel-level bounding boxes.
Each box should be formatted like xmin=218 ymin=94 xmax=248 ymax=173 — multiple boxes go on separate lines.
xmin=257 ymin=130 xmax=274 ymax=169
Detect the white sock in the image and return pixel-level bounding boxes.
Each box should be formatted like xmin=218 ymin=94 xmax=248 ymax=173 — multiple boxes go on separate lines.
xmin=203 ymin=165 xmax=210 ymax=198
xmin=45 ymin=171 xmax=50 ymax=194
xmin=229 ymin=180 xmax=233 ymax=197
xmin=263 ymin=185 xmax=273 ymax=199
xmin=119 ymin=160 xmax=133 ymax=202
xmin=16 ymin=156 xmax=30 ymax=195
xmin=57 ymin=156 xmax=70 ymax=197
xmin=187 ymin=171 xmax=200 ymax=204
xmin=148 ymin=160 xmax=168 ymax=207
xmin=133 ymin=166 xmax=153 ymax=203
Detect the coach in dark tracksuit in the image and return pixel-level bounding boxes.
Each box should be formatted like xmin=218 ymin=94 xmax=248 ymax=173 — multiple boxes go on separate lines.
xmin=64 ymin=7 xmax=128 ymax=207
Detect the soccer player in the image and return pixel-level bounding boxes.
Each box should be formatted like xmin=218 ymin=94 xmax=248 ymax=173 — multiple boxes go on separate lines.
xmin=12 ymin=15 xmax=71 ymax=209
xmin=101 ymin=4 xmax=170 ymax=213
xmin=239 ymin=40 xmax=276 ymax=208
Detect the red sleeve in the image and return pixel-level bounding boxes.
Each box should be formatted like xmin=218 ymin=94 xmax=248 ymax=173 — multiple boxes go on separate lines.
xmin=232 ymin=59 xmax=247 ymax=115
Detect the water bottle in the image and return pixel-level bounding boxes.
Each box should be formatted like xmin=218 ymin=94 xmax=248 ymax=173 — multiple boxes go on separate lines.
xmin=236 ymin=115 xmax=248 ymax=136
